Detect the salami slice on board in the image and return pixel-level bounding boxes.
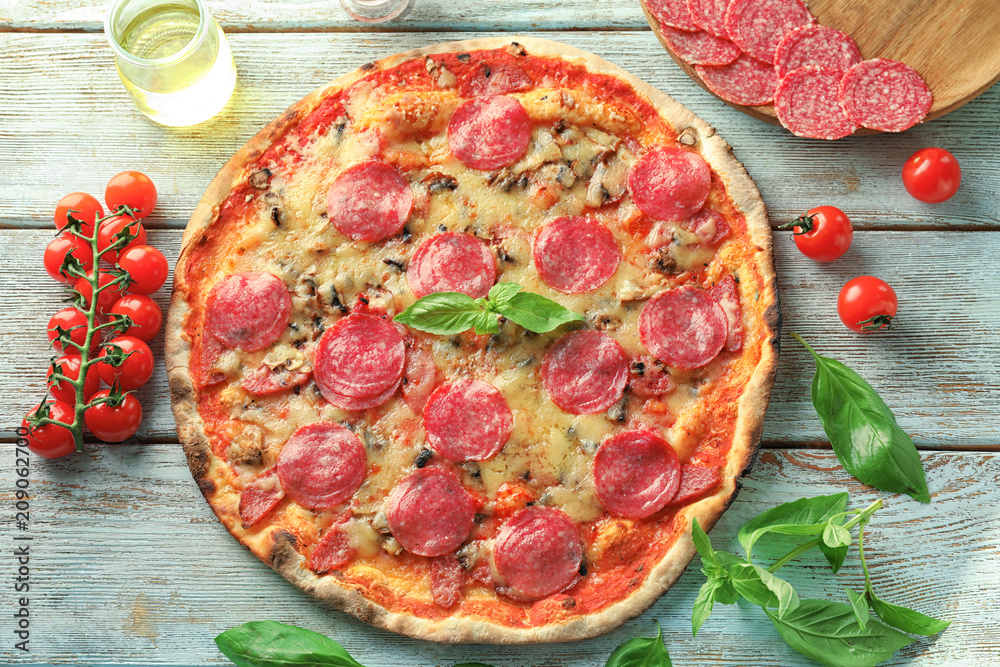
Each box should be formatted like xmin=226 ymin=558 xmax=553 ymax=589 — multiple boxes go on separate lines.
xmin=688 ymin=0 xmax=732 ymax=37
xmin=276 ymin=422 xmax=367 ymax=510
xmin=724 ymin=0 xmax=815 ymax=64
xmin=660 ymin=26 xmax=741 ymax=66
xmin=314 ymin=313 xmax=405 ymax=406
xmin=838 ymin=59 xmax=933 ymax=132
xmin=696 ymin=54 xmax=779 ymax=106
xmin=775 ymin=66 xmax=858 ymax=140
xmin=308 ymin=519 xmax=354 ymax=573
xmin=431 ymin=554 xmax=465 ymax=609
xmin=205 ymin=272 xmax=291 ymax=352
xmin=774 ymin=24 xmax=862 ymax=79
xmin=593 ymin=430 xmax=681 ymax=519
xmin=423 ymin=379 xmax=513 ymax=461
xmin=407 ymin=232 xmax=497 ymax=299
xmin=448 ymin=95 xmax=532 ymax=171
xmin=532 ymin=216 xmax=621 ymax=294
xmin=327 ymin=161 xmax=413 ymax=242
xmin=494 ymin=507 xmax=583 ymax=600
xmin=239 ymin=467 xmax=284 ymax=529
xmin=458 ymin=60 xmax=532 ymax=97
xmin=386 ymin=467 xmax=476 ymax=557
xmin=646 ymin=0 xmax=700 ymax=31
xmin=669 ymin=464 xmax=722 ymax=505
xmin=541 ymin=330 xmax=629 ymax=415
xmin=628 ymin=147 xmax=712 ymax=222
xmin=708 ymin=275 xmax=744 ymax=352
xmin=639 ymin=286 xmax=728 ymax=369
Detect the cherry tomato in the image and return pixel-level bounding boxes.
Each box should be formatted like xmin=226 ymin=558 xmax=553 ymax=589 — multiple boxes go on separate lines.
xmin=22 ymin=402 xmax=76 ymax=459
xmin=97 ymin=335 xmax=155 ymax=390
xmin=54 ymin=192 xmax=103 ymax=235
xmin=47 ymin=354 xmax=100 ymax=405
xmin=48 ymin=307 xmax=93 ymax=353
xmin=783 ymin=206 xmax=853 ymax=262
xmin=902 ymin=147 xmax=961 ymax=203
xmin=837 ymin=276 xmax=898 ymax=333
xmin=74 ymin=269 xmax=127 ymax=317
xmin=118 ymin=245 xmax=169 ymax=294
xmin=110 ymin=294 xmax=162 ymax=341
xmin=85 ymin=390 xmax=143 ymax=442
xmin=97 ymin=215 xmax=147 ymax=263
xmin=105 ymin=171 xmax=157 ymax=219
xmin=44 ymin=233 xmax=94 ymax=284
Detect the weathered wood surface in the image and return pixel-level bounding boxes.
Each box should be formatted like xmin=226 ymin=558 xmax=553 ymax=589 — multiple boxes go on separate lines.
xmin=1 ymin=33 xmax=998 ymax=233
xmin=0 ymin=449 xmax=994 ymax=665
xmin=4 ymin=228 xmax=999 ymax=450
xmin=2 ymin=13 xmax=999 ymax=666
xmin=0 ymin=0 xmax=649 ymax=32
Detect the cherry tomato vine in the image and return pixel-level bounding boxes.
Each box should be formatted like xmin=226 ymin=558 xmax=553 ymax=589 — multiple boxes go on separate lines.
xmin=25 ymin=205 xmax=147 ymax=454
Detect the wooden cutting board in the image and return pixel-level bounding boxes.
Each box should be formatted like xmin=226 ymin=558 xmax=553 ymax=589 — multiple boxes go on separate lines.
xmin=643 ymin=0 xmax=1000 ymax=131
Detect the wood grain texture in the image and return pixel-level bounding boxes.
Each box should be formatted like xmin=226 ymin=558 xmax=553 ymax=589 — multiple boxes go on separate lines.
xmin=644 ymin=0 xmax=1000 ymax=130
xmin=0 ymin=448 xmax=994 ymax=665
xmin=0 ymin=32 xmax=998 ymax=233
xmin=3 ymin=230 xmax=1000 ymax=450
xmin=0 ymin=0 xmax=648 ymax=32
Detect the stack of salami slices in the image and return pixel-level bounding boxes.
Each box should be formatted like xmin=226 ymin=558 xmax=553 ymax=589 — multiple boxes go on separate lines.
xmin=644 ymin=0 xmax=933 ymax=139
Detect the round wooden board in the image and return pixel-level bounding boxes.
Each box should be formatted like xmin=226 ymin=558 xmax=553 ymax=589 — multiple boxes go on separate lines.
xmin=642 ymin=0 xmax=1000 ymax=133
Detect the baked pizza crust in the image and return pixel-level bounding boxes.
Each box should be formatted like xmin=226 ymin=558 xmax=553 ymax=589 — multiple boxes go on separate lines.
xmin=166 ymin=35 xmax=779 ymax=644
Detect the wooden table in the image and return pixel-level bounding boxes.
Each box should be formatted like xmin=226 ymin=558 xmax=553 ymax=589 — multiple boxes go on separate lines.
xmin=2 ymin=2 xmax=998 ymax=665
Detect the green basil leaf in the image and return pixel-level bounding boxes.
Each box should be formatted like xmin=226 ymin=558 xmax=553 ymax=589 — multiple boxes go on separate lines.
xmin=487 ymin=281 xmax=522 ymax=304
xmin=738 ymin=493 xmax=849 ymax=560
xmin=605 ymin=621 xmax=671 ymax=667
xmin=868 ymin=590 xmax=951 ymax=636
xmin=394 ymin=292 xmax=481 ymax=335
xmin=729 ymin=564 xmax=799 ymax=617
xmin=796 ymin=335 xmax=930 ymax=503
xmin=822 ymin=522 xmax=852 ymax=549
xmin=493 ymin=291 xmax=585 ymax=333
xmin=764 ymin=599 xmax=915 ymax=667
xmin=472 ymin=309 xmax=501 ymax=335
xmin=709 ymin=552 xmax=745 ymax=604
xmin=215 ymin=621 xmax=365 ymax=667
xmin=846 ymin=588 xmax=870 ymax=628
xmin=818 ymin=539 xmax=849 ymax=574
xmin=690 ymin=518 xmax=717 ymax=567
xmin=692 ymin=578 xmax=721 ymax=636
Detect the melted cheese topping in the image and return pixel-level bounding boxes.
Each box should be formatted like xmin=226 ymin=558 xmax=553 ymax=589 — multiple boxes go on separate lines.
xmin=184 ymin=50 xmax=765 ymax=626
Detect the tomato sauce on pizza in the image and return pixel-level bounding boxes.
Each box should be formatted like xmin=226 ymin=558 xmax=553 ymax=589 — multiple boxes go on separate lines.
xmin=167 ymin=37 xmax=779 ymax=642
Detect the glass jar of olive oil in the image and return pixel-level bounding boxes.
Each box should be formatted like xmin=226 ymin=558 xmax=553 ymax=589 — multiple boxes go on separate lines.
xmin=104 ymin=0 xmax=237 ymax=126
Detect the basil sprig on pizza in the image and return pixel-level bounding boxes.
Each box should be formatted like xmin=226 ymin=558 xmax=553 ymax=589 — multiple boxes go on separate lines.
xmin=166 ymin=37 xmax=778 ymax=642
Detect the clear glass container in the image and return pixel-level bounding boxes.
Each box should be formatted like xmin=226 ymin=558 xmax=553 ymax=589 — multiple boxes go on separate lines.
xmin=340 ymin=0 xmax=412 ymax=23
xmin=104 ymin=0 xmax=237 ymax=126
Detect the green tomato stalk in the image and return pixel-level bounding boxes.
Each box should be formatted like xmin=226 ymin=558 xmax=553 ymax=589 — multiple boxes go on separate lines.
xmin=26 ymin=206 xmax=140 ymax=451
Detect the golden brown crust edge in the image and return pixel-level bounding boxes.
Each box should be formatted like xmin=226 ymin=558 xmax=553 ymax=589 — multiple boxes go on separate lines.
xmin=164 ymin=35 xmax=780 ymax=644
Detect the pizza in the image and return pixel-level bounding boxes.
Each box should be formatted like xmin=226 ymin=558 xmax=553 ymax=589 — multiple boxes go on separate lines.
xmin=165 ymin=36 xmax=779 ymax=643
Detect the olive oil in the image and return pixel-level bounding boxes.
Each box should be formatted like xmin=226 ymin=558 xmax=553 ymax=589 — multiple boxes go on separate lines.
xmin=108 ymin=1 xmax=236 ymax=126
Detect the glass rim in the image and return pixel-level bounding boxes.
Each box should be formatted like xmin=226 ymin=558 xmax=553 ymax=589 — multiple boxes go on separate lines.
xmin=104 ymin=0 xmax=212 ymax=67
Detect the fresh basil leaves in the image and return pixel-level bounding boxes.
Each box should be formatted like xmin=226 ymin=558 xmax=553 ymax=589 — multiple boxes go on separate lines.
xmin=215 ymin=621 xmax=671 ymax=667
xmin=605 ymin=621 xmax=672 ymax=667
xmin=793 ymin=334 xmax=930 ymax=504
xmin=394 ymin=282 xmax=584 ymax=336
xmin=214 ymin=621 xmax=364 ymax=667
xmin=692 ymin=494 xmax=949 ymax=667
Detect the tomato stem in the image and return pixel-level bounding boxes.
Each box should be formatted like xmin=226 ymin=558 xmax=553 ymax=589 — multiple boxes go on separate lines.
xmin=777 ymin=214 xmax=815 ymax=235
xmin=859 ymin=314 xmax=896 ymax=332
xmin=32 ymin=205 xmax=138 ymax=452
